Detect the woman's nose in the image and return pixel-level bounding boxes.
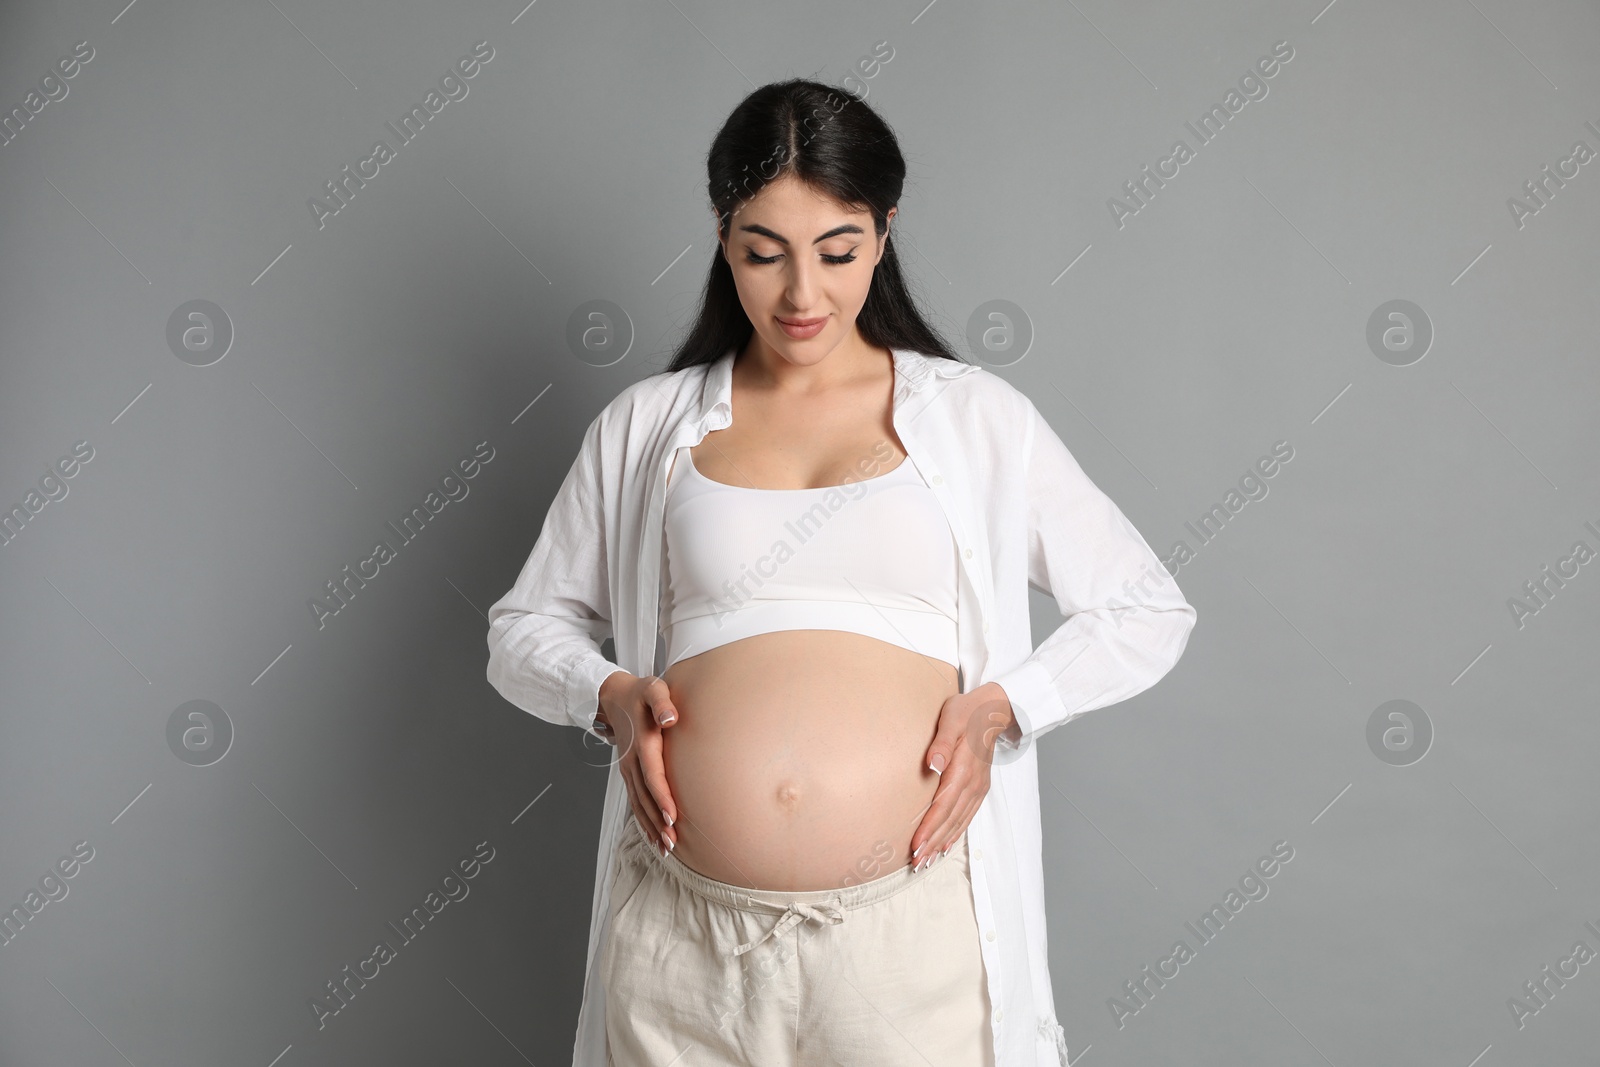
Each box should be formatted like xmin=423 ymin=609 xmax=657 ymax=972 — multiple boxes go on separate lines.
xmin=784 ymin=260 xmax=819 ymax=309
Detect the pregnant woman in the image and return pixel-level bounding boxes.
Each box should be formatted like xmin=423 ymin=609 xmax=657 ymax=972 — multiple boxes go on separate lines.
xmin=486 ymin=79 xmax=1197 ymax=1067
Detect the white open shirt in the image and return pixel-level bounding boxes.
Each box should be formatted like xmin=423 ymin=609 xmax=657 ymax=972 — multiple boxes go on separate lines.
xmin=485 ymin=346 xmax=1198 ymax=1066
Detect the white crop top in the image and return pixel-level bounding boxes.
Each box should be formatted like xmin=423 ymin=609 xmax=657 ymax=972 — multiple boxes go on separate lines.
xmin=660 ymin=446 xmax=959 ymax=672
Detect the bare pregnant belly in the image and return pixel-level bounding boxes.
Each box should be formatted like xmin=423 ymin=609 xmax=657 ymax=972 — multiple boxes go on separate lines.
xmin=657 ymin=629 xmax=959 ymax=892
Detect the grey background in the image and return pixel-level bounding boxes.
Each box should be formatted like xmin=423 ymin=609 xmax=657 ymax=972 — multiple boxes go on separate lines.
xmin=2 ymin=0 xmax=1597 ymax=1064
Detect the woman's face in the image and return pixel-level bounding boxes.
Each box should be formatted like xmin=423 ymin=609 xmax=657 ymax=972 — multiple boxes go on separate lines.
xmin=716 ymin=172 xmax=896 ymax=365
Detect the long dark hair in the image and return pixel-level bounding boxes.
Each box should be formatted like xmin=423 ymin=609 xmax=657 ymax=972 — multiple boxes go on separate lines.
xmin=663 ymin=78 xmax=964 ymax=374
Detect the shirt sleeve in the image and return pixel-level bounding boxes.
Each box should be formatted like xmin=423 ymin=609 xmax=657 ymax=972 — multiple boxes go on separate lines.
xmin=989 ymin=394 xmax=1197 ymax=759
xmin=485 ymin=412 xmax=625 ymax=738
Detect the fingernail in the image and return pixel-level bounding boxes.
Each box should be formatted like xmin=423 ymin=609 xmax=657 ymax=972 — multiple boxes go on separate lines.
xmin=912 ymin=841 xmax=925 ymax=858
xmin=661 ymin=714 xmax=676 ymax=725
xmin=665 ymin=812 xmax=674 ymax=827
xmin=928 ymin=754 xmax=946 ymax=775
xmin=665 ymin=835 xmax=675 ymax=852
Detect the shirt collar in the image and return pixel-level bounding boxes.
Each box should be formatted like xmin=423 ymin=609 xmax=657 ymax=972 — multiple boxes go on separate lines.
xmin=694 ymin=345 xmax=967 ymax=427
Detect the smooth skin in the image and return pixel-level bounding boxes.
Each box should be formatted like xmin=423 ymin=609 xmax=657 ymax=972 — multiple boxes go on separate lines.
xmin=594 ymin=172 xmax=1017 ymax=876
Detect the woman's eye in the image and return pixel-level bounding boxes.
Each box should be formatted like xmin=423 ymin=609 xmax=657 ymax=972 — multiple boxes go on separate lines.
xmin=743 ymin=250 xmax=858 ymax=265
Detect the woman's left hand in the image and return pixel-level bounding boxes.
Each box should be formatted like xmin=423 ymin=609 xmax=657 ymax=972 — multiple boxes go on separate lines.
xmin=910 ymin=681 xmax=1016 ymax=870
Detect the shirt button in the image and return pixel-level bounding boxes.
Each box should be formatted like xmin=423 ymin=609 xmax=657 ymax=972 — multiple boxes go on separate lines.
xmin=963 ymin=547 xmax=973 ymax=560
xmin=982 ymin=621 xmax=990 ymax=634
xmin=985 ymin=929 xmax=996 ymax=942
xmin=931 ymin=474 xmax=943 ymax=485
xmin=974 ymin=849 xmax=983 ymax=860
xmin=994 ymin=1009 xmax=1004 ymax=1023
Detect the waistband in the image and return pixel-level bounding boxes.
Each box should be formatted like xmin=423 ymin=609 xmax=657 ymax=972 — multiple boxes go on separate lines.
xmin=620 ymin=817 xmax=969 ymax=957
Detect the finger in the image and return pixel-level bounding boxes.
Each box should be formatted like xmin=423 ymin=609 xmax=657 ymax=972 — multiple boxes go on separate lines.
xmin=914 ymin=802 xmax=959 ymax=868
xmin=623 ymin=733 xmax=673 ymax=847
xmin=909 ymin=764 xmax=964 ymax=865
xmin=920 ymin=789 xmax=979 ymax=869
xmin=636 ymin=733 xmax=679 ymax=839
xmin=622 ymin=774 xmax=657 ymax=848
xmin=951 ymin=780 xmax=987 ymax=845
xmin=623 ymin=758 xmax=669 ymax=847
xmin=643 ymin=677 xmax=680 ymax=728
xmin=919 ymin=751 xmax=983 ymax=865
xmin=941 ymin=794 xmax=982 ymax=859
xmin=621 ymin=762 xmax=656 ymax=843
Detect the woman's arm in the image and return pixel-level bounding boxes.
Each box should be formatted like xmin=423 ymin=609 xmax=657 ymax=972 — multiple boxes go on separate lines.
xmin=988 ymin=395 xmax=1198 ymax=759
xmin=485 ymin=412 xmax=625 ymax=739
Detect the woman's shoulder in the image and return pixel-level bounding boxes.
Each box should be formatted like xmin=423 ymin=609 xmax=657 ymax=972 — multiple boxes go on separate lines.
xmin=593 ymin=363 xmax=704 ymax=428
xmin=919 ymin=354 xmax=1038 ymax=426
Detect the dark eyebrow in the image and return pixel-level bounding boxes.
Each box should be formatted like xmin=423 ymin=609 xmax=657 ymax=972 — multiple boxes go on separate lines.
xmin=737 ymin=223 xmax=865 ymax=245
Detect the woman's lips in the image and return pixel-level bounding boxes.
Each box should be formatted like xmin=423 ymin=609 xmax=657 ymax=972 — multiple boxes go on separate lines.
xmin=776 ymin=315 xmax=827 ymax=339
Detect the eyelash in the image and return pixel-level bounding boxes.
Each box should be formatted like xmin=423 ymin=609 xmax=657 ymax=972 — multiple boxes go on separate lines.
xmin=744 ymin=250 xmax=858 ymax=265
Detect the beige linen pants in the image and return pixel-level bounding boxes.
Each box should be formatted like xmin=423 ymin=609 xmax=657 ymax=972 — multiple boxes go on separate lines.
xmin=601 ymin=815 xmax=995 ymax=1066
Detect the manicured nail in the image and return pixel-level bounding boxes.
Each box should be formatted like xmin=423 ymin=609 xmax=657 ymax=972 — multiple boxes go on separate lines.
xmin=661 ymin=713 xmax=676 ymax=725
xmin=927 ymin=754 xmax=946 ymax=775
xmin=665 ymin=835 xmax=674 ymax=852
xmin=912 ymin=840 xmax=926 ymax=858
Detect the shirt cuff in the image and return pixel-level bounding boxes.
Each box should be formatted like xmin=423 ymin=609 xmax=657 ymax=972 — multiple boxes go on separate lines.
xmin=564 ymin=652 xmax=625 ymax=736
xmin=990 ymin=657 xmax=1070 ymax=756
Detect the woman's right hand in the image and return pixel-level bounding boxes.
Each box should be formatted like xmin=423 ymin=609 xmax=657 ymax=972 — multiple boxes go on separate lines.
xmin=594 ymin=670 xmax=680 ymax=855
